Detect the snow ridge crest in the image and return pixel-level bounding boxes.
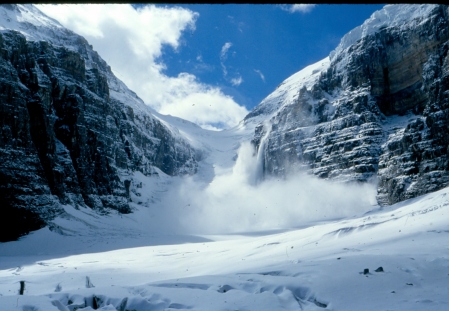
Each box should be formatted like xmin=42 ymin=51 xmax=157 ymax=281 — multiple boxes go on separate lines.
xmin=330 ymin=4 xmax=439 ymax=61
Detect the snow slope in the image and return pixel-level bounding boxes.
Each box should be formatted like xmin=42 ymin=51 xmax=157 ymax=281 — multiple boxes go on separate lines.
xmin=244 ymin=57 xmax=330 ymax=126
xmin=1 ymin=186 xmax=448 ymax=310
xmin=329 ymin=4 xmax=439 ymax=61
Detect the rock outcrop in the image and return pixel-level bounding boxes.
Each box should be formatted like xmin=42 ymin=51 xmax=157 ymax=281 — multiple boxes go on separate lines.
xmin=247 ymin=4 xmax=449 ymax=206
xmin=0 ymin=5 xmax=198 ymax=241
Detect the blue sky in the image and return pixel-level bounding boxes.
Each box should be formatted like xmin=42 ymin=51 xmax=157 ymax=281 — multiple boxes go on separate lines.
xmin=157 ymin=4 xmax=385 ymax=110
xmin=38 ymin=4 xmax=385 ymax=129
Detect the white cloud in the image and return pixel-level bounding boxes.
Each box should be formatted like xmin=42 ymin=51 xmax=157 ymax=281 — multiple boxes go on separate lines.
xmin=254 ymin=69 xmax=265 ymax=82
xmin=231 ymin=76 xmax=243 ymax=86
xmin=220 ymin=42 xmax=233 ymax=60
xmin=36 ymin=4 xmax=248 ymax=130
xmin=157 ymin=73 xmax=248 ymax=130
xmin=280 ymin=4 xmax=316 ymax=14
xmin=221 ymin=63 xmax=228 ymax=77
xmin=219 ymin=42 xmax=242 ymax=87
xmin=228 ymin=15 xmax=244 ymax=33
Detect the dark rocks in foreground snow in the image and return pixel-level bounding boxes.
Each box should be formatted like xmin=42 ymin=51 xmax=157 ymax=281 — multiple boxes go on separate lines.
xmin=375 ymin=266 xmax=384 ymax=272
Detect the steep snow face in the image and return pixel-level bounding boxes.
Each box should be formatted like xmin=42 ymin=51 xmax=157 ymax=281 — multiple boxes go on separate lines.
xmin=0 ymin=4 xmax=88 ymax=56
xmin=0 ymin=4 xmax=64 ymax=38
xmin=330 ymin=4 xmax=439 ymax=62
xmin=244 ymin=57 xmax=330 ymax=126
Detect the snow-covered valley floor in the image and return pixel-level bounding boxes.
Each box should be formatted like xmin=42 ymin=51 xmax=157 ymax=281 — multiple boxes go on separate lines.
xmin=1 ymin=182 xmax=449 ymax=311
xmin=1 ymin=121 xmax=449 ymax=311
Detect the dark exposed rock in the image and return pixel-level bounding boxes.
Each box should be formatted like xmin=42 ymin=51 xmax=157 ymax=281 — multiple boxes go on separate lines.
xmin=313 ymin=299 xmax=327 ymax=308
xmin=0 ymin=28 xmax=198 ymax=241
xmin=375 ymin=266 xmax=384 ymax=272
xmin=249 ymin=4 xmax=449 ymax=206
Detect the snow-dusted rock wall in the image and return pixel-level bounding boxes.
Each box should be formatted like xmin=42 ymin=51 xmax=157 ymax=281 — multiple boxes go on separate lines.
xmin=248 ymin=4 xmax=449 ymax=205
xmin=0 ymin=5 xmax=198 ymax=241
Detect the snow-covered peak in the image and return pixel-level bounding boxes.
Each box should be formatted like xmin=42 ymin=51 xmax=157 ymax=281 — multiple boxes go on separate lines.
xmin=246 ymin=4 xmax=440 ymax=126
xmin=0 ymin=4 xmax=73 ymax=45
xmin=330 ymin=4 xmax=439 ymax=61
xmin=0 ymin=4 xmax=62 ymax=29
xmin=244 ymin=57 xmax=330 ymax=125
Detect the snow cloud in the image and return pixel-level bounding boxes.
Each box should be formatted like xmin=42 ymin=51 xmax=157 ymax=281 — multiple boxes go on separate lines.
xmin=157 ymin=142 xmax=377 ymax=235
xmin=36 ymin=4 xmax=248 ymax=130
xmin=280 ymin=4 xmax=316 ymax=14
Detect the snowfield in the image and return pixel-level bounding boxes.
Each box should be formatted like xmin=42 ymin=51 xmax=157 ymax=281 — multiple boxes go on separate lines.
xmin=0 ymin=185 xmax=449 ymax=310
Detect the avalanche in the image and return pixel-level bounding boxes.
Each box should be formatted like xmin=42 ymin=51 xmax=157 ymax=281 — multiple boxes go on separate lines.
xmin=1 ymin=4 xmax=449 ymax=311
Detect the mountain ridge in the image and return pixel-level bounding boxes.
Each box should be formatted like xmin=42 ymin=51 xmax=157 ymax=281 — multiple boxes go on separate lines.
xmin=1 ymin=4 xmax=449 ymax=242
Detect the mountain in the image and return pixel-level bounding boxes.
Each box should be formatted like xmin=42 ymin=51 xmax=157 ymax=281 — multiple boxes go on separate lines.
xmin=246 ymin=4 xmax=449 ymax=206
xmin=1 ymin=4 xmax=449 ymax=238
xmin=0 ymin=4 xmax=199 ymax=241
xmin=1 ymin=4 xmax=449 ymax=311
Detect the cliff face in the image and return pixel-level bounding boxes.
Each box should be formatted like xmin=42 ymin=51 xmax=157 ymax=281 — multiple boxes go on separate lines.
xmin=3 ymin=4 xmax=449 ymax=242
xmin=248 ymin=4 xmax=449 ymax=206
xmin=0 ymin=5 xmax=198 ymax=241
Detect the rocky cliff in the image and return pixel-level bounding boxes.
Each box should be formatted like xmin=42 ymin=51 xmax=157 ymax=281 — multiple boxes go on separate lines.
xmin=247 ymin=4 xmax=449 ymax=206
xmin=3 ymin=4 xmax=449 ymax=242
xmin=0 ymin=5 xmax=198 ymax=242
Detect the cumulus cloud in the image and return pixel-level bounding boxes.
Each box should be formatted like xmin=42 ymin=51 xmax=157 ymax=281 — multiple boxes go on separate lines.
xmin=157 ymin=73 xmax=248 ymax=130
xmin=280 ymin=4 xmax=316 ymax=14
xmin=36 ymin=4 xmax=248 ymax=130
